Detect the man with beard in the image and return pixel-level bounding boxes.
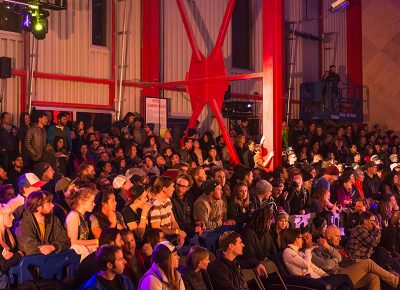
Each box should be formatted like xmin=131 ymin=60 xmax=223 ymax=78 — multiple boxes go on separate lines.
xmin=120 ymin=229 xmax=149 ymax=288
xmin=75 ymin=162 xmax=96 ymax=187
xmin=186 ymin=167 xmax=207 ymax=209
xmin=15 ymin=190 xmax=70 ymax=255
xmin=7 ymin=155 xmax=25 ymax=190
xmin=47 ymin=112 xmax=72 ymax=153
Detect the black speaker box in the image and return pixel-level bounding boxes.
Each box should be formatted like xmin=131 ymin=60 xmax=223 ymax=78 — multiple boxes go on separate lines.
xmin=0 ymin=57 xmax=11 ymax=79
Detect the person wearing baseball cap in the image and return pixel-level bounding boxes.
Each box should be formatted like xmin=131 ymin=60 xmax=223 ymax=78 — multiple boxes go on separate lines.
xmin=113 ymin=174 xmax=134 ymax=203
xmin=7 ymin=173 xmax=46 ymax=213
xmin=193 ymin=179 xmax=235 ymax=230
xmin=313 ymin=165 xmax=339 ymax=194
xmin=364 ymin=161 xmax=380 ymax=199
xmin=138 ymin=241 xmax=184 ymax=289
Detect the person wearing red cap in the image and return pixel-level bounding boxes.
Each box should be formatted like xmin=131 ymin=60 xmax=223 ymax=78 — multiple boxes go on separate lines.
xmin=312 ymin=165 xmax=339 ymax=194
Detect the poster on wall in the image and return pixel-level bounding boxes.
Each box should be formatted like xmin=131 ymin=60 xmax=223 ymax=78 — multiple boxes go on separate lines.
xmin=145 ymin=97 xmax=167 ymax=135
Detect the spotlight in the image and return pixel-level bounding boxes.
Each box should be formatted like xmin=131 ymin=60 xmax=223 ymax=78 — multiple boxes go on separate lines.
xmin=330 ymin=0 xmax=350 ymax=12
xmin=22 ymin=7 xmax=49 ymax=39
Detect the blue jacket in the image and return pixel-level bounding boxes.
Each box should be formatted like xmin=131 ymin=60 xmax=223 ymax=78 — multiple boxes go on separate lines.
xmin=47 ymin=124 xmax=72 ymax=153
xmin=78 ymin=272 xmax=134 ymax=290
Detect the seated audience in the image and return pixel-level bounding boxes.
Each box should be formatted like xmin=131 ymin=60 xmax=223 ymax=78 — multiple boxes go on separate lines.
xmin=74 ymin=228 xmax=124 ymax=289
xmin=207 ymin=231 xmax=267 ymax=290
xmin=65 ymin=186 xmax=99 ymax=260
xmin=180 ymin=246 xmax=213 ymax=290
xmin=138 ymin=241 xmax=184 ymax=289
xmin=79 ymin=244 xmax=134 ymax=290
xmin=0 ymin=204 xmax=23 ymax=289
xmin=90 ymin=190 xmax=126 ymax=239
xmin=120 ymin=229 xmax=149 ymax=288
xmin=271 ymin=210 xmax=290 ymax=252
xmin=148 ymin=176 xmax=186 ymax=243
xmin=227 ymin=181 xmax=250 ymax=225
xmin=318 ymin=225 xmax=400 ymax=290
xmin=241 ymin=207 xmax=277 ymax=262
xmin=346 ymin=211 xmax=381 ymax=260
xmin=249 ymin=180 xmax=272 ymax=214
xmin=15 ymin=190 xmax=70 ymax=255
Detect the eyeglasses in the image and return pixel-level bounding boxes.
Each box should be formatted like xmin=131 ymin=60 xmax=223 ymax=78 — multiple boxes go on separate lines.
xmin=176 ymin=183 xmax=190 ymax=189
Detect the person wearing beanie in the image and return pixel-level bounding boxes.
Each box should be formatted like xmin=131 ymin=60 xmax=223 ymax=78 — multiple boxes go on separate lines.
xmin=194 ymin=179 xmax=235 ymax=230
xmin=138 ymin=241 xmax=184 ymax=290
xmin=144 ymin=123 xmax=155 ymax=137
xmin=271 ymin=210 xmax=290 ymax=251
xmin=312 ymin=164 xmax=339 ymax=194
xmin=249 ymin=179 xmax=272 ymax=214
xmin=363 ymin=161 xmax=381 ymax=199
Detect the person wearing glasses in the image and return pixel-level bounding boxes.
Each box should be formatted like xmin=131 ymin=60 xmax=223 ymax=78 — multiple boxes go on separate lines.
xmin=346 ymin=211 xmax=381 ymax=261
xmin=171 ymin=174 xmax=206 ymax=236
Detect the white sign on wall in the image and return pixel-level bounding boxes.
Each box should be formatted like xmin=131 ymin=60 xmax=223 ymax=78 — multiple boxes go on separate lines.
xmin=145 ymin=97 xmax=167 ymax=134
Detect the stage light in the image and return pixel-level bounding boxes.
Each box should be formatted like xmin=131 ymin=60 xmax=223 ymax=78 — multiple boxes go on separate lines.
xmin=22 ymin=7 xmax=49 ymax=39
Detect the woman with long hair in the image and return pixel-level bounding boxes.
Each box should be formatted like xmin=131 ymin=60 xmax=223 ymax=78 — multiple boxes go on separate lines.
xmin=181 ymin=246 xmax=213 ymax=290
xmin=380 ymin=172 xmax=399 ymax=196
xmin=241 ymin=207 xmax=277 ymax=262
xmin=227 ymin=181 xmax=250 ymax=225
xmin=139 ymin=241 xmax=184 ymax=290
xmin=53 ymin=136 xmax=69 ymax=175
xmin=74 ymin=143 xmax=95 ymax=171
xmin=271 ymin=210 xmax=290 ymax=252
xmin=0 ymin=204 xmax=23 ymax=289
xmin=191 ymin=139 xmax=206 ymax=166
xmin=90 ymin=190 xmax=126 ymax=239
xmin=65 ymin=186 xmax=98 ymax=260
xmin=203 ymin=145 xmax=223 ymax=168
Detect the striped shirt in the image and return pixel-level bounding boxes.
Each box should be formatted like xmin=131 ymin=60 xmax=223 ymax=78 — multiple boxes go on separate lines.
xmin=149 ymin=198 xmax=173 ymax=229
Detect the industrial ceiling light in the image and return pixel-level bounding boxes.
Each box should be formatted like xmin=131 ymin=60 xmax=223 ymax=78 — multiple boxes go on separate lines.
xmin=22 ymin=6 xmax=49 ymax=39
xmin=330 ymin=0 xmax=350 ymax=11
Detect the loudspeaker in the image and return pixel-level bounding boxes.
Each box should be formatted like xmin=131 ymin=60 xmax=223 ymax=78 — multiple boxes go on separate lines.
xmin=0 ymin=57 xmax=11 ymax=79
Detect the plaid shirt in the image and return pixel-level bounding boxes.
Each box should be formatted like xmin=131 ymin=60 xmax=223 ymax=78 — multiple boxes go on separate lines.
xmin=346 ymin=224 xmax=381 ymax=260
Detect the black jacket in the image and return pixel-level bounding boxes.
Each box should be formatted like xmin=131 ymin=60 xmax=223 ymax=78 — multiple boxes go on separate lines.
xmin=207 ymin=254 xmax=259 ymax=290
xmin=181 ymin=267 xmax=213 ymax=290
xmin=171 ymin=194 xmax=195 ymax=234
xmin=240 ymin=227 xmax=277 ymax=262
xmin=363 ymin=173 xmax=381 ymax=198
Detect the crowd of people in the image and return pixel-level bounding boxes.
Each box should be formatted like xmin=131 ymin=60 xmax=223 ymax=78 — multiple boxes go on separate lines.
xmin=0 ymin=110 xmax=399 ymax=289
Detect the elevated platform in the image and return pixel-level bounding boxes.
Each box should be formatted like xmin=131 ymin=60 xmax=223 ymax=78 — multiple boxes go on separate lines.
xmin=299 ymin=81 xmax=363 ymax=122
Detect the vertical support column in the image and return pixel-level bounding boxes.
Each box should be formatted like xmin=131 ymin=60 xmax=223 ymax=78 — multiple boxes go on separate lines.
xmin=20 ymin=32 xmax=29 ymax=113
xmin=110 ymin=0 xmax=116 ymax=112
xmin=141 ymin=0 xmax=160 ymax=117
xmin=346 ymin=0 xmax=362 ymax=85
xmin=263 ymin=0 xmax=284 ymax=169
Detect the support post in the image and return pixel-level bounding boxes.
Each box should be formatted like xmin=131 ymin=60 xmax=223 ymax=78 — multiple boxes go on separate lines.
xmin=263 ymin=0 xmax=283 ymax=169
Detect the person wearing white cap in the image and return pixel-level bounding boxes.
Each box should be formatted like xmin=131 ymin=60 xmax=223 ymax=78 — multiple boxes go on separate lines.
xmin=138 ymin=241 xmax=184 ymax=290
xmin=113 ymin=174 xmax=134 ymax=203
xmin=6 ymin=173 xmax=46 ymax=214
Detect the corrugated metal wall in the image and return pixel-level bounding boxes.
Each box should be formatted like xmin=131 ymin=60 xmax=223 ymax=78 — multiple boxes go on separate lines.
xmin=285 ymin=0 xmax=320 ymax=120
xmin=0 ymin=32 xmax=23 ymax=123
xmin=116 ymin=0 xmax=142 ymax=116
xmin=34 ymin=1 xmax=110 ymax=105
xmin=321 ymin=0 xmax=347 ymax=83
